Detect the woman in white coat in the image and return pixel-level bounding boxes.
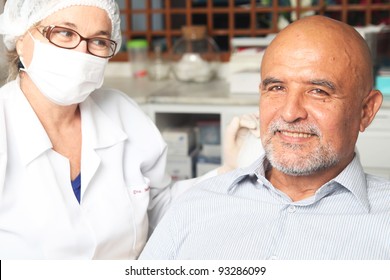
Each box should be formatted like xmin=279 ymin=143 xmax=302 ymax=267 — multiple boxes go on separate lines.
xmin=0 ymin=0 xmax=259 ymax=259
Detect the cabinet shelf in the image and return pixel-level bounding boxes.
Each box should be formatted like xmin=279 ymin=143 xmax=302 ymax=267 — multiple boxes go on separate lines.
xmin=112 ymin=0 xmax=390 ymax=62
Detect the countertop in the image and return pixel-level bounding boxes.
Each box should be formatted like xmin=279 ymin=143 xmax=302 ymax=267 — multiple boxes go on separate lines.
xmin=103 ymin=77 xmax=390 ymax=109
xmin=102 ymin=77 xmax=259 ymax=106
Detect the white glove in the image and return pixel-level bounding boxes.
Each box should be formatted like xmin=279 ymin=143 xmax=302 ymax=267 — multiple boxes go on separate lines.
xmin=218 ymin=113 xmax=261 ymax=174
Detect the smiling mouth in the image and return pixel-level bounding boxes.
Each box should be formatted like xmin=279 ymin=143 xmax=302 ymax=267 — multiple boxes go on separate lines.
xmin=278 ymin=130 xmax=316 ymax=138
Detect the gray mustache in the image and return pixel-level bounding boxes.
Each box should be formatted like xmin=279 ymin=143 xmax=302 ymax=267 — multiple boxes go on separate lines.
xmin=268 ymin=120 xmax=321 ymax=136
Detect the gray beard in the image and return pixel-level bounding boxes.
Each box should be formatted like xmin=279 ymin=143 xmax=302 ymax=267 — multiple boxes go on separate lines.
xmin=264 ymin=141 xmax=340 ymax=176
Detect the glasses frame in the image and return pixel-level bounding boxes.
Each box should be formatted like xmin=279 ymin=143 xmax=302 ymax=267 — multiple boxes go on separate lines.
xmin=37 ymin=25 xmax=117 ymax=58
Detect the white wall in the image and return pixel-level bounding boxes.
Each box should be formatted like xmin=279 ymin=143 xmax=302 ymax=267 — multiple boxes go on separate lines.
xmin=0 ymin=0 xmax=8 ymax=85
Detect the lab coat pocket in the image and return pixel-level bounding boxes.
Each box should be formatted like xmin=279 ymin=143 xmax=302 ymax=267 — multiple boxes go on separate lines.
xmin=126 ymin=177 xmax=151 ymax=253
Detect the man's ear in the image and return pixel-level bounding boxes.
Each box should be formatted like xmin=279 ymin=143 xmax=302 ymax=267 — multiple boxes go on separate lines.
xmin=359 ymin=89 xmax=383 ymax=132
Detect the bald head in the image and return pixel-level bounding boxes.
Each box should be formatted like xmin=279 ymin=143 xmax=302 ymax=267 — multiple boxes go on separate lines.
xmin=258 ymin=16 xmax=383 ymax=188
xmin=262 ymin=16 xmax=374 ymax=95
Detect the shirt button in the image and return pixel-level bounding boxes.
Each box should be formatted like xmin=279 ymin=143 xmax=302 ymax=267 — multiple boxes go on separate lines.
xmin=269 ymin=255 xmax=278 ymax=260
xmin=287 ymin=205 xmax=296 ymax=213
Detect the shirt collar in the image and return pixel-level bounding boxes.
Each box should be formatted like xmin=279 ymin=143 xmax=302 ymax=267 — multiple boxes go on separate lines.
xmin=227 ymin=154 xmax=268 ymax=193
xmin=227 ymin=153 xmax=370 ymax=212
xmin=330 ymin=154 xmax=370 ymax=212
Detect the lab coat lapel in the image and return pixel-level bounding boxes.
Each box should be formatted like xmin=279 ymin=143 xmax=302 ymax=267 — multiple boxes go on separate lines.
xmin=0 ymin=99 xmax=7 ymax=201
xmin=79 ymin=97 xmax=127 ymax=197
xmin=10 ymin=83 xmax=53 ymax=166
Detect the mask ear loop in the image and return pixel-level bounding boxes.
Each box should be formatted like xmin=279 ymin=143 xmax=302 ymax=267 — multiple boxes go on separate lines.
xmin=15 ymin=38 xmax=25 ymax=72
xmin=17 ymin=60 xmax=24 ymax=71
xmin=18 ymin=31 xmax=37 ymax=72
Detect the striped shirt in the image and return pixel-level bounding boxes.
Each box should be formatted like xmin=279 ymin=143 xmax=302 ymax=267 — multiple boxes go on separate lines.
xmin=139 ymin=154 xmax=390 ymax=260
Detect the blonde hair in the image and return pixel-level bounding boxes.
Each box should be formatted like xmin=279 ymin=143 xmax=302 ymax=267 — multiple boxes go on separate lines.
xmin=6 ymin=48 xmax=20 ymax=83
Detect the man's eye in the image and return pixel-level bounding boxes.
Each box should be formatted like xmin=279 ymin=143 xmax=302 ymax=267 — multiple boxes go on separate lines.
xmin=269 ymin=85 xmax=284 ymax=91
xmin=311 ymin=88 xmax=329 ymax=95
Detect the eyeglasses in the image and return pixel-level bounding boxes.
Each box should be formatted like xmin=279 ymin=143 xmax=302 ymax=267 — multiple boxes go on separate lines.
xmin=37 ymin=25 xmax=117 ymax=58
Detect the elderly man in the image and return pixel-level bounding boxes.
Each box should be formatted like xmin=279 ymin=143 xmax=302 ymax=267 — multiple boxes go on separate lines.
xmin=139 ymin=15 xmax=390 ymax=260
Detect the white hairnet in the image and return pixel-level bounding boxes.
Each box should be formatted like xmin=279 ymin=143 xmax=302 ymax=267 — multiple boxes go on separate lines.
xmin=0 ymin=0 xmax=122 ymax=53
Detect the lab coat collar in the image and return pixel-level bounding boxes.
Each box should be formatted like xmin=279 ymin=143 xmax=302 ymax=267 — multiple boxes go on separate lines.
xmin=0 ymin=97 xmax=7 ymax=201
xmin=0 ymin=97 xmax=6 ymax=155
xmin=10 ymin=80 xmax=53 ymax=166
xmin=79 ymin=97 xmax=128 ymax=150
xmin=78 ymin=95 xmax=128 ymax=197
xmin=11 ymin=80 xmax=128 ymax=166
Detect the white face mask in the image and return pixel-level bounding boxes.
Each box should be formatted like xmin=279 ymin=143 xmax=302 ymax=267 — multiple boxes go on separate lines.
xmin=20 ymin=32 xmax=108 ymax=106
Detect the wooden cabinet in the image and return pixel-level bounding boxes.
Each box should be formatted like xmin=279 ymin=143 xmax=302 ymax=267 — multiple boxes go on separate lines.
xmin=112 ymin=0 xmax=390 ymax=62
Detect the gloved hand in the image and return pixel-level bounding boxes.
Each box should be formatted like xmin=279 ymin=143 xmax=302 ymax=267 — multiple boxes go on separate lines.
xmin=218 ymin=112 xmax=260 ymax=174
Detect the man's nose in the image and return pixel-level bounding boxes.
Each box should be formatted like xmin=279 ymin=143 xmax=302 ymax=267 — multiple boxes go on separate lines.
xmin=280 ymin=91 xmax=308 ymax=123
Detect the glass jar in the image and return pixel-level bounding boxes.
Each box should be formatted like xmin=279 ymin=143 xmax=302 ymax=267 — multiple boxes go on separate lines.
xmin=171 ymin=26 xmax=220 ymax=83
xmin=127 ymin=39 xmax=148 ymax=78
xmin=148 ymin=44 xmax=171 ymax=80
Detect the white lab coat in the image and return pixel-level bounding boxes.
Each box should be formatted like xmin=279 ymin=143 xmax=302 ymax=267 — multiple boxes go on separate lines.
xmin=0 ymin=79 xmax=193 ymax=259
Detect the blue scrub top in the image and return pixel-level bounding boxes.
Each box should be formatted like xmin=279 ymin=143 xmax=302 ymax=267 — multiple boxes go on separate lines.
xmin=71 ymin=173 xmax=81 ymax=203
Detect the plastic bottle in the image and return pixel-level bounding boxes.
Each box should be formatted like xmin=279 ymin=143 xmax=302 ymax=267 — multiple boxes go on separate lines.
xmin=127 ymin=39 xmax=148 ymax=78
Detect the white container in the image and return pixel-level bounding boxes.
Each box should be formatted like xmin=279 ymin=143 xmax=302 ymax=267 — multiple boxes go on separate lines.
xmin=162 ymin=126 xmax=196 ymax=156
